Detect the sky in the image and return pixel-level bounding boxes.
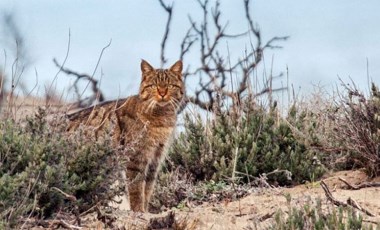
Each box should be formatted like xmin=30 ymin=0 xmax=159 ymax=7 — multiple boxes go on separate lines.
xmin=0 ymin=0 xmax=379 ymax=103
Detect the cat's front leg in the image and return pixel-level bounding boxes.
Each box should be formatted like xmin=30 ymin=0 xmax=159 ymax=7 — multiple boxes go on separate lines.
xmin=144 ymin=142 xmax=167 ymax=211
xmin=144 ymin=159 xmax=159 ymax=211
xmin=126 ymin=156 xmax=148 ymax=212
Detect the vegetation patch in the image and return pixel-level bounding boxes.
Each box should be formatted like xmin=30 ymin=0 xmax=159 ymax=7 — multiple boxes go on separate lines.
xmin=271 ymin=195 xmax=379 ymax=230
xmin=168 ymin=98 xmax=326 ymax=186
xmin=0 ymin=108 xmax=124 ymax=228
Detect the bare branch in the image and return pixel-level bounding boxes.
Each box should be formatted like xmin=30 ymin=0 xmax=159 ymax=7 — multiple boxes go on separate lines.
xmin=91 ymin=39 xmax=112 ymax=78
xmin=52 ymin=39 xmax=111 ymax=108
xmin=320 ymin=181 xmax=375 ymax=217
xmin=179 ymin=28 xmax=198 ymax=60
xmin=158 ymin=0 xmax=174 ymax=67
xmin=48 ymin=29 xmax=71 ymax=104
xmin=53 ymin=58 xmax=105 ymax=108
xmin=51 ymin=187 xmax=77 ymax=202
xmin=161 ymin=0 xmax=288 ymax=112
xmin=263 ymin=36 xmax=290 ymax=49
xmin=79 ymin=39 xmax=111 ymax=99
xmin=339 ymin=177 xmax=380 ymax=190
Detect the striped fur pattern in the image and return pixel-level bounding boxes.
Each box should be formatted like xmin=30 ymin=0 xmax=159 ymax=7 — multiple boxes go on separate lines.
xmin=67 ymin=60 xmax=184 ymax=212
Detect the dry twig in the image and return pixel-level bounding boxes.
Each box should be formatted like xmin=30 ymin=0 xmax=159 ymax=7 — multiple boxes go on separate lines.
xmin=52 ymin=39 xmax=111 ymax=109
xmin=338 ymin=177 xmax=380 ymax=190
xmin=20 ymin=218 xmax=82 ymax=230
xmin=320 ymin=180 xmax=375 ymax=217
xmin=53 ymin=58 xmax=105 ymax=108
xmin=51 ymin=186 xmax=77 ymax=202
xmin=95 ymin=206 xmax=117 ymax=228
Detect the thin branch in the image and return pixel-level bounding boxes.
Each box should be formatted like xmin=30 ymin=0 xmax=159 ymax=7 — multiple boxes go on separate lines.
xmin=52 ymin=39 xmax=110 ymax=108
xmin=320 ymin=180 xmax=375 ymax=217
xmin=50 ymin=29 xmax=71 ymax=96
xmin=91 ymin=39 xmax=112 ymax=78
xmin=53 ymin=58 xmax=104 ymax=108
xmin=263 ymin=36 xmax=290 ymax=49
xmin=158 ymin=0 xmax=173 ymax=67
xmin=51 ymin=187 xmax=77 ymax=202
xmin=80 ymin=39 xmax=112 ymax=100
xmin=179 ymin=28 xmax=198 ymax=60
xmin=339 ymin=177 xmax=380 ymax=190
xmin=243 ymin=0 xmax=261 ymax=48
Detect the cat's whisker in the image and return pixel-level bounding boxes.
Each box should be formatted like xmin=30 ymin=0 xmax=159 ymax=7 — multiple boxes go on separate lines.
xmin=150 ymin=99 xmax=157 ymax=112
xmin=147 ymin=99 xmax=152 ymax=111
xmin=174 ymin=98 xmax=181 ymax=106
xmin=170 ymin=98 xmax=180 ymax=110
xmin=144 ymin=99 xmax=151 ymax=113
xmin=146 ymin=99 xmax=155 ymax=113
xmin=172 ymin=102 xmax=179 ymax=111
xmin=150 ymin=100 xmax=157 ymax=112
xmin=171 ymin=100 xmax=179 ymax=109
xmin=144 ymin=101 xmax=150 ymax=113
xmin=168 ymin=100 xmax=175 ymax=110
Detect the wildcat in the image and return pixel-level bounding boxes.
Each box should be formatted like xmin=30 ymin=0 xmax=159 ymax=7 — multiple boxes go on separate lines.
xmin=67 ymin=60 xmax=184 ymax=212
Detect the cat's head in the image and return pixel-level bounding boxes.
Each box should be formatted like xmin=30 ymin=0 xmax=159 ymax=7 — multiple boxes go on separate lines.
xmin=139 ymin=60 xmax=184 ymax=110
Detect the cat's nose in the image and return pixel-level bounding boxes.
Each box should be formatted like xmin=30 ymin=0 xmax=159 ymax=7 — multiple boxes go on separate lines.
xmin=158 ymin=88 xmax=167 ymax=97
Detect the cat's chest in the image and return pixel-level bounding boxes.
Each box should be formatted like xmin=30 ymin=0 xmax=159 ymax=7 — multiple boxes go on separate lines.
xmin=119 ymin=117 xmax=174 ymax=146
xmin=148 ymin=126 xmax=173 ymax=142
xmin=136 ymin=114 xmax=175 ymax=140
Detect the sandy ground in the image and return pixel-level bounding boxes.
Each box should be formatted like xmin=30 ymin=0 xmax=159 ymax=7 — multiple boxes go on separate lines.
xmin=79 ymin=170 xmax=380 ymax=229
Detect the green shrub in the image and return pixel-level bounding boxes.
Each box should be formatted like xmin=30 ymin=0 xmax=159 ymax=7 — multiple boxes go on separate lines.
xmin=0 ymin=108 xmax=124 ymax=228
xmin=168 ymin=98 xmax=325 ymax=185
xmin=271 ymin=196 xmax=378 ymax=230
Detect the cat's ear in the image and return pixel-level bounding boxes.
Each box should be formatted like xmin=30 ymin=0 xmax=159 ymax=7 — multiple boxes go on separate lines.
xmin=169 ymin=60 xmax=183 ymax=75
xmin=141 ymin=59 xmax=154 ymax=74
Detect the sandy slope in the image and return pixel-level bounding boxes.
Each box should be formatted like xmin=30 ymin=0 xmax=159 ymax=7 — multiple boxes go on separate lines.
xmin=177 ymin=170 xmax=380 ymax=229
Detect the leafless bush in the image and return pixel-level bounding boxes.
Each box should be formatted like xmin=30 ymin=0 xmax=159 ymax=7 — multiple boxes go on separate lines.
xmin=0 ymin=13 xmax=37 ymax=119
xmin=326 ymin=81 xmax=380 ymax=177
xmin=159 ymin=0 xmax=288 ymax=112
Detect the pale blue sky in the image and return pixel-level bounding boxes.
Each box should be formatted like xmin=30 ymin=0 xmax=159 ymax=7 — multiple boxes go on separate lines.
xmin=0 ymin=0 xmax=379 ymax=101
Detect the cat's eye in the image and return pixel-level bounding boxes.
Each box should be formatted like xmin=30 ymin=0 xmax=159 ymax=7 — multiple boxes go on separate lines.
xmin=150 ymin=85 xmax=157 ymax=89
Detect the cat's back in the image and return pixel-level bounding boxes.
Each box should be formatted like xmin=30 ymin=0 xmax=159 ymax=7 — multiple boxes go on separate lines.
xmin=66 ymin=95 xmax=140 ymax=132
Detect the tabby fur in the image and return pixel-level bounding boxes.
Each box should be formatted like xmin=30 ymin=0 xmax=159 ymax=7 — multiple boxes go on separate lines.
xmin=67 ymin=60 xmax=184 ymax=212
